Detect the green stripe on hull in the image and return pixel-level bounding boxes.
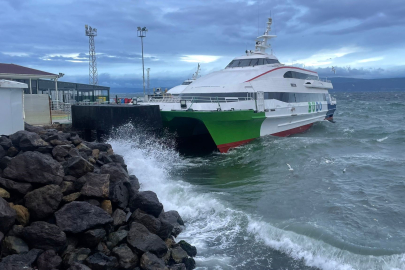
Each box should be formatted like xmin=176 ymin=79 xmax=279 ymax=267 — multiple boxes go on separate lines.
xmin=160 ymin=110 xmax=266 ymax=146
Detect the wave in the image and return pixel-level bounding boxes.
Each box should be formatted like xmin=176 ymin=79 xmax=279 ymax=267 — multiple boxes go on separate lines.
xmin=107 ymin=124 xmax=405 ymax=270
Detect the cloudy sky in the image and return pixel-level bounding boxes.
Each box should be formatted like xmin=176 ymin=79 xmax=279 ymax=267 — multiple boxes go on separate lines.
xmin=1 ymin=0 xmax=404 ymax=89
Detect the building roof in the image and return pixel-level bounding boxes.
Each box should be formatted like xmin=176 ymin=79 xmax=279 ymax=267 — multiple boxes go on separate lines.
xmin=0 ymin=63 xmax=58 ymax=79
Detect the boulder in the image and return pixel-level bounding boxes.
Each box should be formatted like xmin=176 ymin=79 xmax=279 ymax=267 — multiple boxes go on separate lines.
xmin=129 ymin=175 xmax=140 ymax=190
xmin=171 ymin=246 xmax=188 ymax=264
xmin=36 ymin=249 xmax=62 ymax=270
xmin=159 ymin=211 xmax=184 ymax=237
xmin=7 ymin=146 xmax=19 ymax=157
xmin=85 ymin=252 xmax=119 ymax=270
xmin=96 ymin=241 xmax=111 ymax=256
xmin=183 ymin=257 xmax=196 ymax=270
xmin=101 ymin=200 xmax=113 ymax=215
xmin=169 ymin=264 xmax=187 ymax=270
xmin=0 ymin=177 xmax=33 ymax=195
xmin=110 ymin=180 xmax=129 ymax=209
xmin=129 ymin=191 xmax=163 ymax=218
xmin=0 ymin=248 xmax=42 ymax=269
xmin=178 ymin=241 xmax=197 ymax=257
xmin=62 ymin=248 xmax=91 ymax=268
xmin=82 ymin=228 xmax=106 ymax=248
xmin=84 ymin=142 xmax=112 ymax=152
xmin=80 ymin=173 xmax=110 ymax=199
xmin=52 ymin=145 xmax=72 ymax=161
xmin=0 ymin=187 xmax=10 ymax=198
xmin=2 ymin=236 xmax=29 ymax=254
xmin=24 ymin=123 xmax=45 ymax=134
xmin=108 ymin=230 xmax=128 ymax=248
xmin=24 ymin=185 xmax=63 ymax=220
xmin=0 ymin=156 xmax=12 ymax=170
xmin=92 ymin=149 xmax=100 ymax=160
xmin=0 ymin=197 xmax=16 ymax=232
xmin=9 ymin=225 xmax=24 ymax=238
xmin=65 ymin=157 xmax=94 ymax=178
xmin=9 ymin=130 xmax=48 ymax=151
xmin=0 ymin=136 xmax=13 ymax=150
xmin=3 ymin=151 xmax=64 ymax=185
xmin=127 ymin=222 xmax=167 ymax=258
xmin=9 ymin=204 xmax=30 ymax=226
xmin=60 ymin=181 xmax=75 ymax=195
xmin=63 ymin=192 xmax=81 ymax=203
xmin=157 ymin=219 xmax=174 ymax=240
xmin=112 ymin=244 xmax=139 ymax=269
xmin=55 ymin=201 xmax=113 ymax=233
xmin=140 ymin=252 xmax=167 ymax=270
xmin=23 ymin=221 xmax=66 ymax=251
xmin=112 ymin=208 xmax=126 ymax=227
xmin=131 ymin=209 xmax=161 ymax=235
xmin=100 ymin=163 xmax=129 ymax=183
xmin=98 ymin=153 xmax=113 ymax=164
xmin=67 ymin=262 xmax=92 ymax=270
xmin=0 ymin=145 xmax=6 ymax=159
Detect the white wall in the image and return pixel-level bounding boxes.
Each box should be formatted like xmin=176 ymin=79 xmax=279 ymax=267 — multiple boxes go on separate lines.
xmin=0 ymin=88 xmax=24 ymax=135
xmin=24 ymin=94 xmax=51 ymax=125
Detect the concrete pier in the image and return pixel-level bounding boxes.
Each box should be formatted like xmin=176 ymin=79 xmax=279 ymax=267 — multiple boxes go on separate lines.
xmin=71 ymin=104 xmax=162 ymax=141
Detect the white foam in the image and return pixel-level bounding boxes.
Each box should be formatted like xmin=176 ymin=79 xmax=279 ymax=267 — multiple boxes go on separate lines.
xmin=107 ymin=126 xmax=405 ymax=270
xmin=377 ymin=137 xmax=388 ymax=142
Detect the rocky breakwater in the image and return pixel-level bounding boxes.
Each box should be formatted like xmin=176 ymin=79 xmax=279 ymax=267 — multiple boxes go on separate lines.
xmin=0 ymin=124 xmax=197 ymax=270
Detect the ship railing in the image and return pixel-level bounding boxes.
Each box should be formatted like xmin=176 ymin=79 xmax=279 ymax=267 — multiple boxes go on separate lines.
xmin=148 ymin=95 xmax=254 ymax=103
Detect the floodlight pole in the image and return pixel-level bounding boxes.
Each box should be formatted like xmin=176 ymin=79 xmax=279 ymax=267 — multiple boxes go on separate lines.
xmin=137 ymin=27 xmax=147 ymax=97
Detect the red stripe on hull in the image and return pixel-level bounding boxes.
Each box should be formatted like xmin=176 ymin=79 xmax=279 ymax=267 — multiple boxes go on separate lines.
xmin=272 ymin=123 xmax=313 ymax=137
xmin=217 ymin=138 xmax=255 ymax=153
xmin=246 ymin=66 xmax=318 ymax=82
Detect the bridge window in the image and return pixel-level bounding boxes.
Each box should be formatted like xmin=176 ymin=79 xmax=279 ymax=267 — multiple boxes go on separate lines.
xmin=284 ymin=71 xmax=318 ymax=80
xmin=226 ymin=58 xmax=280 ymax=68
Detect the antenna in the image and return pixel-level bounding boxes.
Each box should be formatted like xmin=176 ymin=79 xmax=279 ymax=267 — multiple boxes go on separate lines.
xmin=85 ymin=25 xmax=98 ymax=85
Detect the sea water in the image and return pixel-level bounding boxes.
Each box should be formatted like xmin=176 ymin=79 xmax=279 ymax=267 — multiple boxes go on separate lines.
xmin=108 ymin=91 xmax=405 ymax=270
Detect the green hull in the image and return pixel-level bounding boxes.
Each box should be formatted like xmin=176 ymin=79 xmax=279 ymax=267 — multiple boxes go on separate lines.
xmin=160 ymin=110 xmax=266 ymax=152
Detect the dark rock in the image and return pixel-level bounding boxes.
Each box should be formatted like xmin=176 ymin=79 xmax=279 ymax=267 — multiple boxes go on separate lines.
xmin=7 ymin=147 xmax=19 ymax=157
xmin=64 ymin=236 xmax=79 ymax=254
xmin=0 ymin=196 xmax=16 ymax=232
xmin=3 ymin=151 xmax=64 ymax=185
xmin=0 ymin=136 xmax=13 ymax=149
xmin=9 ymin=225 xmax=24 ymax=238
xmin=96 ymin=242 xmax=111 ymax=256
xmin=2 ymin=236 xmax=29 ymax=254
xmin=24 ymin=185 xmax=63 ymax=220
xmin=62 ymin=248 xmax=91 ymax=268
xmin=129 ymin=191 xmax=163 ymax=218
xmin=171 ymin=246 xmax=188 ymax=264
xmin=82 ymin=228 xmax=106 ymax=248
xmin=63 ymin=192 xmax=81 ymax=203
xmin=37 ymin=249 xmax=62 ymax=270
xmin=52 ymin=145 xmax=72 ymax=161
xmin=108 ymin=229 xmax=128 ymax=248
xmin=67 ymin=262 xmax=91 ymax=270
xmin=183 ymin=257 xmax=196 ymax=270
xmin=112 ymin=208 xmax=126 ymax=227
xmin=110 ymin=181 xmax=129 ymax=209
xmin=64 ymin=175 xmax=77 ymax=182
xmin=24 ymin=123 xmax=45 ymax=134
xmin=98 ymin=153 xmax=113 ymax=164
xmin=140 ymin=252 xmax=167 ymax=270
xmin=35 ymin=145 xmax=54 ymax=154
xmin=112 ymin=244 xmax=139 ymax=270
xmin=65 ymin=157 xmax=94 ymax=178
xmin=73 ymin=173 xmax=92 ymax=190
xmin=8 ymin=204 xmax=29 ymax=226
xmin=19 ymin=132 xmax=49 ymax=151
xmin=0 ymin=248 xmax=42 ymax=269
xmin=80 ymin=173 xmax=110 ymax=199
xmin=131 ymin=209 xmax=161 ymax=235
xmin=100 ymin=163 xmax=129 ymax=183
xmin=84 ymin=142 xmax=112 ymax=152
xmin=157 ymin=219 xmax=174 ymax=240
xmin=169 ymin=264 xmax=187 ymax=270
xmin=0 ymin=156 xmax=12 ymax=170
xmin=129 ymin=175 xmax=140 ymax=190
xmin=50 ymin=139 xmax=72 ymax=146
xmin=0 ymin=145 xmax=6 ymax=159
xmin=86 ymin=198 xmax=100 ymax=207
xmin=178 ymin=241 xmax=197 ymax=257
xmin=85 ymin=252 xmax=119 ymax=270
xmin=23 ymin=221 xmax=66 ymax=251
xmin=0 ymin=177 xmax=33 ymax=194
xmin=60 ymin=181 xmax=75 ymax=195
xmin=127 ymin=222 xmax=167 ymax=258
xmin=55 ymin=201 xmax=113 ymax=233
xmin=160 ymin=211 xmax=184 ymax=237
xmin=69 ymin=148 xmax=81 ymax=158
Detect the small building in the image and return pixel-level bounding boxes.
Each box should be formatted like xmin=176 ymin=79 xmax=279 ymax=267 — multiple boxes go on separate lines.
xmin=0 ymin=80 xmax=27 ymax=135
xmin=0 ymin=63 xmax=110 ymax=103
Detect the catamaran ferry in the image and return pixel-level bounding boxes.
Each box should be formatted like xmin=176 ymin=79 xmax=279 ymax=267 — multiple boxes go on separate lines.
xmin=146 ymin=18 xmax=337 ymax=153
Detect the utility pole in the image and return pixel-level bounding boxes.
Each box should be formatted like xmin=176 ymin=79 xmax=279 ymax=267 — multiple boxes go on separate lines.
xmin=137 ymin=27 xmax=148 ymax=97
xmin=146 ymin=68 xmax=150 ymax=95
xmin=85 ymin=25 xmax=98 ymax=85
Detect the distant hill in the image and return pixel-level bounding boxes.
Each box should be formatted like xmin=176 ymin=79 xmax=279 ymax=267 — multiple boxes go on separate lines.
xmin=330 ymin=77 xmax=405 ymax=92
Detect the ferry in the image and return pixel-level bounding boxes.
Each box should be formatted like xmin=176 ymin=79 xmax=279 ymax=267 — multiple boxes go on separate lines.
xmin=147 ymin=18 xmax=337 ymax=153
xmin=166 ymin=63 xmax=201 ymax=96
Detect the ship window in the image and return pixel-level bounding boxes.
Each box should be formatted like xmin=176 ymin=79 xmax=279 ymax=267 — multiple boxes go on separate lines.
xmin=266 ymin=59 xmax=280 ymax=64
xmin=250 ymin=59 xmax=259 ymax=66
xmin=181 ymin=81 xmax=192 ymax=85
xmin=226 ymin=58 xmax=280 ymax=68
xmin=266 ymin=92 xmax=327 ymax=103
xmin=239 ymin=59 xmax=252 ymax=67
xmin=284 ymin=71 xmax=318 ymax=80
xmin=258 ymin=59 xmax=264 ymax=65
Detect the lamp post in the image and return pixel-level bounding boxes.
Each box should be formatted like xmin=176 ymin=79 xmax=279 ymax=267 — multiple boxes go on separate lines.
xmin=137 ymin=27 xmax=148 ymax=98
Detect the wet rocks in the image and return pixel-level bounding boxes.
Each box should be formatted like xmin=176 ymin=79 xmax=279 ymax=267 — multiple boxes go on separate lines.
xmin=85 ymin=252 xmax=119 ymax=270
xmin=0 ymin=177 xmax=33 ymax=194
xmin=64 ymin=157 xmax=94 ymax=178
xmin=80 ymin=173 xmax=110 ymax=199
xmin=178 ymin=240 xmax=197 ymax=257
xmin=112 ymin=244 xmax=139 ymax=269
xmin=129 ymin=191 xmax=164 ymax=218
xmin=3 ymin=151 xmax=64 ymax=185
xmin=100 ymin=162 xmax=129 ymax=183
xmin=36 ymin=249 xmax=62 ymax=270
xmin=140 ymin=252 xmax=167 ymax=270
xmin=0 ymin=197 xmax=16 ymax=232
xmin=23 ymin=221 xmax=66 ymax=251
xmin=82 ymin=228 xmax=106 ymax=248
xmin=55 ymin=201 xmax=113 ymax=233
xmin=127 ymin=222 xmax=168 ymax=258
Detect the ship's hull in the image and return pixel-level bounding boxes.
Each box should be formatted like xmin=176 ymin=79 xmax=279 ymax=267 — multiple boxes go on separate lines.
xmin=161 ymin=108 xmax=334 ymax=153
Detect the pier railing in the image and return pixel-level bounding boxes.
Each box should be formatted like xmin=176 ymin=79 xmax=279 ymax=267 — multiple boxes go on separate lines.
xmin=148 ymin=95 xmax=254 ymax=103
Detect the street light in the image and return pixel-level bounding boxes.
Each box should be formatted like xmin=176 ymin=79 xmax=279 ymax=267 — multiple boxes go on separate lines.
xmin=137 ymin=26 xmax=148 ymax=98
